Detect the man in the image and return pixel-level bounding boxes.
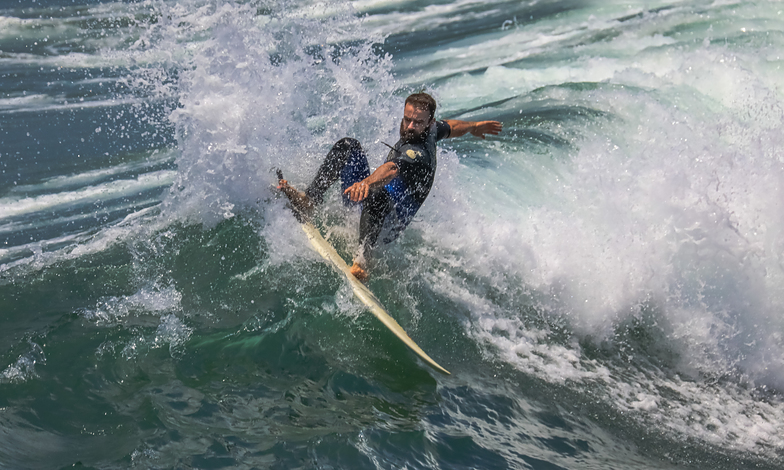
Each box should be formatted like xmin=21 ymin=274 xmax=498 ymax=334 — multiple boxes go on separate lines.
xmin=278 ymin=92 xmax=502 ymax=281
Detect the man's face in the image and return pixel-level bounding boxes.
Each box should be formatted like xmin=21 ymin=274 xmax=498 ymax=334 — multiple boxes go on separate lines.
xmin=400 ymin=103 xmax=432 ymax=143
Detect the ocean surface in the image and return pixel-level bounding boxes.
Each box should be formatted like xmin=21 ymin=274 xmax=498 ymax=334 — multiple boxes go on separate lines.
xmin=2 ymin=0 xmax=784 ymax=468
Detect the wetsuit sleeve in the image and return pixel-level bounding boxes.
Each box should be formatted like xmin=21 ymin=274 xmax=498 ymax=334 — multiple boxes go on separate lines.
xmin=436 ymin=120 xmax=451 ymax=141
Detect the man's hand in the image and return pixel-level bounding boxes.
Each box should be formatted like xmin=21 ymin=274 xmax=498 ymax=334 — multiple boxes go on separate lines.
xmin=344 ymin=181 xmax=371 ymax=202
xmin=343 ymin=162 xmax=399 ymax=203
xmin=470 ymin=120 xmax=503 ymax=139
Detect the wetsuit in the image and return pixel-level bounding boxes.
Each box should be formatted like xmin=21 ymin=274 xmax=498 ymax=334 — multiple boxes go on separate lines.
xmin=304 ymin=120 xmax=451 ymax=259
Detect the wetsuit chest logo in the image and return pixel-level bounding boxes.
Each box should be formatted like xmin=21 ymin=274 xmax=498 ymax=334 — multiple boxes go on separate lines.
xmin=406 ymin=149 xmax=420 ymax=159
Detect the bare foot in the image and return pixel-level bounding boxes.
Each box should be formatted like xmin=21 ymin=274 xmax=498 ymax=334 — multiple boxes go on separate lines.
xmin=349 ymin=262 xmax=369 ymax=283
xmin=277 ymin=179 xmax=314 ymax=219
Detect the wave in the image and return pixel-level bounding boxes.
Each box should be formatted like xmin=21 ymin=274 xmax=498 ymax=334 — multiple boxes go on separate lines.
xmin=3 ymin=0 xmax=784 ymax=464
xmin=0 ymin=170 xmax=174 ymax=221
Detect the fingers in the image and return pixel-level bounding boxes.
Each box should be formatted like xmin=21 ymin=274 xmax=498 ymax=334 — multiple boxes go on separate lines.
xmin=352 ymin=183 xmax=368 ymax=201
xmin=483 ymin=121 xmax=503 ymax=134
xmin=473 ymin=121 xmax=503 ymax=138
xmin=343 ymin=181 xmax=370 ymax=202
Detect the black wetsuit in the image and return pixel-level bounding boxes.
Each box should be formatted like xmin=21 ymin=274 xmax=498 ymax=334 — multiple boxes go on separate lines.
xmin=304 ymin=120 xmax=451 ymax=258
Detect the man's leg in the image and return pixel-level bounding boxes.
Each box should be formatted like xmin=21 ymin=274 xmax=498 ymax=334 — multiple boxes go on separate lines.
xmin=305 ymin=138 xmax=370 ymax=205
xmin=350 ymin=190 xmax=393 ymax=282
xmin=280 ymin=138 xmax=368 ymax=219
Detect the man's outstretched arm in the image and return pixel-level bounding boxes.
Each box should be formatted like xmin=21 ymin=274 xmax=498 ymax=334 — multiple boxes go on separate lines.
xmin=444 ymin=119 xmax=503 ymax=139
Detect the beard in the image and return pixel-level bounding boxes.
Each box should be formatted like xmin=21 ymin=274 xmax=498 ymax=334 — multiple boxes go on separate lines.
xmin=400 ymin=119 xmax=429 ymax=144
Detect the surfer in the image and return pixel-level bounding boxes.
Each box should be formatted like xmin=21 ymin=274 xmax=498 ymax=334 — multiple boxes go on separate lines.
xmin=278 ymin=92 xmax=502 ymax=282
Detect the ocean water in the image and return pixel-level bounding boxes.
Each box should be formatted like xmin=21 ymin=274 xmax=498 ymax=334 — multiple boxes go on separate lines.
xmin=2 ymin=0 xmax=784 ymax=468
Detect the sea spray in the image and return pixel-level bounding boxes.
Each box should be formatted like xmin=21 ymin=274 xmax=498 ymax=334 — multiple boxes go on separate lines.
xmin=115 ymin=0 xmax=400 ymax=228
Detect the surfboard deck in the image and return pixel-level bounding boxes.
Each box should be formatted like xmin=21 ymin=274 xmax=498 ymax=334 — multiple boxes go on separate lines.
xmin=275 ymin=169 xmax=450 ymax=375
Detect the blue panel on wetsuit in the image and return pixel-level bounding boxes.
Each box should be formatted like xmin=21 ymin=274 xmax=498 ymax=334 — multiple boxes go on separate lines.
xmin=340 ymin=147 xmax=370 ymax=205
xmin=382 ymin=177 xmax=421 ymax=243
xmin=384 ymin=178 xmax=420 ymax=222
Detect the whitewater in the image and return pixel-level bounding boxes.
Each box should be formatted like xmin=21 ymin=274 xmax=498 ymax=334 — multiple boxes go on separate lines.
xmin=1 ymin=0 xmax=784 ymax=468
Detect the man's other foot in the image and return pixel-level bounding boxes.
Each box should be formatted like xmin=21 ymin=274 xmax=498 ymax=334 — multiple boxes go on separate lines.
xmin=350 ymin=262 xmax=369 ymax=283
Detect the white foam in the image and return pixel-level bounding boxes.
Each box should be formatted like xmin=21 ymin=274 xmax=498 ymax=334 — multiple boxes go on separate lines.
xmin=82 ymin=284 xmax=183 ymax=325
xmin=0 ymin=204 xmax=162 ymax=274
xmin=153 ymin=314 xmax=193 ymax=353
xmin=0 ymin=3 xmax=143 ymax=52
xmin=0 ymin=94 xmax=51 ymax=110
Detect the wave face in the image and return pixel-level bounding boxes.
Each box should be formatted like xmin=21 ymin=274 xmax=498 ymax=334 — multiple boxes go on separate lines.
xmin=2 ymin=0 xmax=784 ymax=468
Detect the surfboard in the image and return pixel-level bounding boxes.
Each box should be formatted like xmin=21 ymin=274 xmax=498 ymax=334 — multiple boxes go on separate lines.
xmin=275 ymin=169 xmax=450 ymax=375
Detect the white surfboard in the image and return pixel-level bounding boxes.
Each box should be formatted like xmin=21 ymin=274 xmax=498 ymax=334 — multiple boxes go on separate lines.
xmin=300 ymin=221 xmax=450 ymax=375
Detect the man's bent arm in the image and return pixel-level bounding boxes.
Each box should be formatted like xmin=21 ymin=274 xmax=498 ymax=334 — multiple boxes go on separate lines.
xmin=444 ymin=119 xmax=503 ymax=139
xmin=344 ymin=161 xmax=398 ymax=202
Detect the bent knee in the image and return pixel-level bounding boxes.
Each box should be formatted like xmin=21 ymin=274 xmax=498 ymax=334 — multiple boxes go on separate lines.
xmin=335 ymin=137 xmax=362 ymax=152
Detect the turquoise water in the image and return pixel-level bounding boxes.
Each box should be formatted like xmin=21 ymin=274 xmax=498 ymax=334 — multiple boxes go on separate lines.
xmin=2 ymin=0 xmax=784 ymax=468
